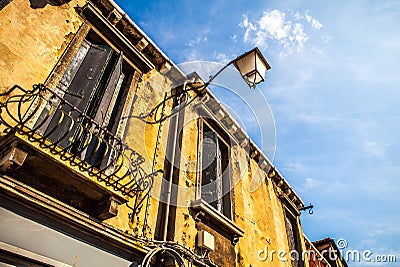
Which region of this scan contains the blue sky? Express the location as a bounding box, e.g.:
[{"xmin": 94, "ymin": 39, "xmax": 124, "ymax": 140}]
[{"xmin": 116, "ymin": 0, "xmax": 400, "ymax": 265}]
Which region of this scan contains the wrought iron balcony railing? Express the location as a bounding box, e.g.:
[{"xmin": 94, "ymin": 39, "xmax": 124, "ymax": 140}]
[{"xmin": 0, "ymin": 83, "xmax": 158, "ymax": 214}]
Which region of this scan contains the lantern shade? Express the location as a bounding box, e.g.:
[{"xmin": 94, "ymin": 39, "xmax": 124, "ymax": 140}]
[{"xmin": 232, "ymin": 47, "xmax": 271, "ymax": 89}]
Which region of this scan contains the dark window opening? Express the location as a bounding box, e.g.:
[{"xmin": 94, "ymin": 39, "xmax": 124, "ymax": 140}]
[
  {"xmin": 285, "ymin": 210, "xmax": 304, "ymax": 267},
  {"xmin": 200, "ymin": 123, "xmax": 232, "ymax": 219},
  {"xmin": 36, "ymin": 30, "xmax": 133, "ymax": 169}
]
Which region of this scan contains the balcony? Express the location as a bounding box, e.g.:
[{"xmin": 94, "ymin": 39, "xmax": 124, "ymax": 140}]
[{"xmin": 0, "ymin": 84, "xmax": 158, "ymax": 220}]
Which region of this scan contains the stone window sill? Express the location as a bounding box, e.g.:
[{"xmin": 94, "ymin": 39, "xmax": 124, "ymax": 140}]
[{"xmin": 190, "ymin": 199, "xmax": 244, "ymax": 244}]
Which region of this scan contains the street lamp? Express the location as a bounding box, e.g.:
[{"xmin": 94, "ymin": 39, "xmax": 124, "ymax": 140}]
[
  {"xmin": 126, "ymin": 47, "xmax": 271, "ymax": 124},
  {"xmin": 233, "ymin": 47, "xmax": 271, "ymax": 89}
]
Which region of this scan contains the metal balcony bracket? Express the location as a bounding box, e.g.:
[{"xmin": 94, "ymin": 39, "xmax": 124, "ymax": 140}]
[
  {"xmin": 0, "ymin": 143, "xmax": 28, "ymax": 172},
  {"xmin": 95, "ymin": 196, "xmax": 123, "ymax": 220}
]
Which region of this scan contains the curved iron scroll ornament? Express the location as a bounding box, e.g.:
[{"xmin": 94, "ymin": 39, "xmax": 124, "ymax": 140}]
[
  {"xmin": 123, "ymin": 78, "xmax": 207, "ymax": 125},
  {"xmin": 139, "ymin": 241, "xmax": 218, "ymax": 267},
  {"xmin": 0, "ymin": 84, "xmax": 159, "ymax": 215}
]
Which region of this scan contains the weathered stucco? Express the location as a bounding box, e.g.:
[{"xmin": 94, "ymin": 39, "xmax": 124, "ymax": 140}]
[
  {"xmin": 110, "ymin": 69, "xmax": 175, "ymax": 236},
  {"xmin": 170, "ymin": 104, "xmax": 304, "ymax": 266},
  {"xmin": 0, "ymin": 0, "xmax": 85, "ymax": 93},
  {"xmin": 0, "ymin": 1, "xmax": 310, "ymax": 266}
]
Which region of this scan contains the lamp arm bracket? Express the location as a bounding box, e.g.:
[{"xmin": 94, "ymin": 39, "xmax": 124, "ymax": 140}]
[{"xmin": 299, "ymin": 204, "xmax": 314, "ymax": 215}]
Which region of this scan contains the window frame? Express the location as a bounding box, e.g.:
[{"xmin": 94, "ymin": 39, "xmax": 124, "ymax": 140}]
[
  {"xmin": 189, "ymin": 103, "xmax": 244, "ymax": 243},
  {"xmin": 28, "ymin": 7, "xmax": 149, "ymax": 173},
  {"xmin": 43, "ymin": 26, "xmax": 139, "ymax": 130},
  {"xmin": 36, "ymin": 30, "xmax": 135, "ymax": 167},
  {"xmin": 79, "ymin": 2, "xmax": 154, "ymax": 73},
  {"xmin": 33, "ymin": 2, "xmax": 151, "ymax": 143},
  {"xmin": 196, "ymin": 117, "xmax": 233, "ymax": 219}
]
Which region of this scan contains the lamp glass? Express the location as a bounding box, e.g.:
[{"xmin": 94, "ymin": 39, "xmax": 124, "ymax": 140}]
[{"xmin": 233, "ymin": 48, "xmax": 270, "ymax": 88}]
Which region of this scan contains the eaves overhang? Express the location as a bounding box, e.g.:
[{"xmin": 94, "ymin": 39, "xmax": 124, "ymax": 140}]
[
  {"xmin": 80, "ymin": 2, "xmax": 154, "ymax": 72},
  {"xmin": 87, "ymin": 0, "xmax": 186, "ymax": 83}
]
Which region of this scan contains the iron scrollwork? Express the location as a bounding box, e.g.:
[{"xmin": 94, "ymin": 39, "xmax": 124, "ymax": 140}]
[
  {"xmin": 123, "ymin": 78, "xmax": 206, "ymax": 124},
  {"xmin": 0, "ymin": 83, "xmax": 158, "ymax": 214}
]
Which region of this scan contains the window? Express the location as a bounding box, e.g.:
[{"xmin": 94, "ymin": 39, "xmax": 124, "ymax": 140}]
[
  {"xmin": 191, "ymin": 116, "xmax": 243, "ymax": 245},
  {"xmin": 199, "ymin": 121, "xmax": 232, "ymax": 219},
  {"xmin": 37, "ymin": 30, "xmax": 133, "ymax": 169},
  {"xmin": 284, "ymin": 208, "xmax": 304, "ymax": 267}
]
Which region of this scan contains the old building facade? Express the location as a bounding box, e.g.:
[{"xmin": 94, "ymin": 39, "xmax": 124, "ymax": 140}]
[{"xmin": 0, "ymin": 0, "xmax": 345, "ymax": 266}]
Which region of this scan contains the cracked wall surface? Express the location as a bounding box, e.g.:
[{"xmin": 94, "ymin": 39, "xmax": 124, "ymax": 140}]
[{"xmin": 0, "ymin": 1, "xmax": 308, "ymax": 266}]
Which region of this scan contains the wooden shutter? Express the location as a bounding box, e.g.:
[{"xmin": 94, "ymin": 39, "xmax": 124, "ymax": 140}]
[
  {"xmin": 92, "ymin": 52, "xmax": 123, "ymax": 127},
  {"xmin": 44, "ymin": 42, "xmax": 113, "ymax": 149},
  {"xmin": 35, "ymin": 40, "xmax": 90, "ymax": 135},
  {"xmin": 221, "ymin": 142, "xmax": 232, "ymax": 218},
  {"xmin": 201, "ymin": 130, "xmax": 223, "ymax": 212},
  {"xmin": 215, "ymin": 135, "xmax": 223, "ymax": 212},
  {"xmin": 85, "ymin": 53, "xmax": 124, "ymax": 168},
  {"xmin": 202, "ymin": 131, "xmax": 217, "ymax": 209}
]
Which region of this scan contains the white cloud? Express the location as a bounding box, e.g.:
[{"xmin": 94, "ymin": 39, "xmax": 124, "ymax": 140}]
[
  {"xmin": 187, "ymin": 36, "xmax": 208, "ymax": 47},
  {"xmin": 305, "ymin": 14, "xmax": 323, "ymax": 30},
  {"xmin": 354, "ymin": 120, "xmax": 389, "ymax": 160},
  {"xmin": 282, "ymin": 161, "xmax": 307, "ymax": 173},
  {"xmin": 184, "ymin": 50, "xmax": 205, "ymax": 62},
  {"xmin": 213, "ymin": 52, "xmax": 230, "ymax": 64},
  {"xmin": 239, "ymin": 10, "xmax": 323, "ymax": 55},
  {"xmin": 258, "ymin": 10, "xmax": 290, "ymax": 41},
  {"xmin": 304, "ymin": 177, "xmax": 317, "ymax": 189},
  {"xmin": 362, "ymin": 140, "xmax": 387, "ymax": 159},
  {"xmin": 186, "ymin": 26, "xmax": 210, "ymax": 48},
  {"xmin": 290, "ymin": 112, "xmax": 342, "ymax": 126},
  {"xmin": 290, "ymin": 23, "xmax": 308, "ymax": 53},
  {"xmin": 239, "ymin": 15, "xmax": 256, "ymax": 43},
  {"xmin": 231, "ymin": 34, "xmax": 238, "ymax": 42}
]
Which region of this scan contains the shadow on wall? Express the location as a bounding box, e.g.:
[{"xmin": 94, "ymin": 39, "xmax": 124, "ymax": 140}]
[{"xmin": 0, "ymin": 0, "xmax": 71, "ymax": 10}]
